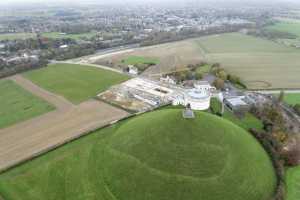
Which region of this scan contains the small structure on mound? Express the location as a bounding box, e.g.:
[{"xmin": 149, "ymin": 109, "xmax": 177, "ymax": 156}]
[{"xmin": 182, "ymin": 104, "xmax": 195, "ymax": 119}]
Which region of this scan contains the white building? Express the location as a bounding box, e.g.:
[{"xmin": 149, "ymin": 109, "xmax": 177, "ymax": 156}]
[
  {"xmin": 172, "ymin": 81, "xmax": 216, "ymax": 111},
  {"xmin": 128, "ymin": 65, "xmax": 138, "ymax": 75},
  {"xmin": 160, "ymin": 76, "xmax": 176, "ymax": 85},
  {"xmin": 117, "ymin": 78, "xmax": 216, "ymax": 111}
]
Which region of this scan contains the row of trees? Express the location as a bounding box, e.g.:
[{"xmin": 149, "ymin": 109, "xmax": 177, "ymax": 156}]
[
  {"xmin": 0, "ymin": 57, "xmax": 48, "ymax": 78},
  {"xmin": 141, "ymin": 24, "xmax": 254, "ymax": 47},
  {"xmin": 249, "ymin": 129, "xmax": 285, "ymax": 200},
  {"xmin": 166, "ymin": 62, "xmax": 208, "ymax": 83},
  {"xmin": 211, "ymin": 63, "xmax": 246, "ymax": 89}
]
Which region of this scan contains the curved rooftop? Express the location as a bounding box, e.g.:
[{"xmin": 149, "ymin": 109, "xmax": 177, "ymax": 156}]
[{"xmin": 187, "ymin": 88, "xmax": 209, "ymax": 100}]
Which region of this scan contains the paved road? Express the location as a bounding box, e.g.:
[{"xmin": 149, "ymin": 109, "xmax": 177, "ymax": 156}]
[
  {"xmin": 54, "ymin": 60, "xmax": 125, "ymax": 74},
  {"xmin": 0, "ymin": 76, "xmax": 129, "ymax": 172},
  {"xmin": 252, "ymin": 90, "xmax": 300, "ymax": 94}
]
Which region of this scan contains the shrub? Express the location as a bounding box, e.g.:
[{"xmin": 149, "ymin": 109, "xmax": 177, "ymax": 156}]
[{"xmin": 249, "ymin": 129, "xmax": 285, "ymax": 200}]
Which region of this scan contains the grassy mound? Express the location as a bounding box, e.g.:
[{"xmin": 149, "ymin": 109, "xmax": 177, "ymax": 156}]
[
  {"xmin": 286, "ymin": 166, "xmax": 300, "ymax": 200},
  {"xmin": 0, "ymin": 109, "xmax": 276, "ymax": 200}
]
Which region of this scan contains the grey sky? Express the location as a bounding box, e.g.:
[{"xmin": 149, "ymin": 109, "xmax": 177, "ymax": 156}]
[{"xmin": 0, "ymin": 0, "xmax": 299, "ymax": 6}]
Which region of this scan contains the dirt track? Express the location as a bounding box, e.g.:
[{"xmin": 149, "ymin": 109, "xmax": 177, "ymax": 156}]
[
  {"xmin": 10, "ymin": 75, "xmax": 74, "ymax": 111},
  {"xmin": 0, "ymin": 76, "xmax": 129, "ymax": 172}
]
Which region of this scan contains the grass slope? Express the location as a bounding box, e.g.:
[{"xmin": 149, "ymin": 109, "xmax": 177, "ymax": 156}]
[
  {"xmin": 210, "ymin": 98, "xmax": 263, "ymax": 131},
  {"xmin": 195, "ymin": 33, "xmax": 300, "ymax": 89},
  {"xmin": 0, "ymin": 80, "xmax": 54, "ymax": 129},
  {"xmin": 0, "ymin": 109, "xmax": 276, "ymax": 200},
  {"xmin": 286, "ymin": 166, "xmax": 300, "ymax": 200},
  {"xmin": 24, "ymin": 63, "xmax": 129, "ymax": 104}
]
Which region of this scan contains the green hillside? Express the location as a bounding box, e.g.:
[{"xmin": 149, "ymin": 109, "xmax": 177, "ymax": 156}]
[
  {"xmin": 0, "ymin": 109, "xmax": 276, "ymax": 200},
  {"xmin": 286, "ymin": 166, "xmax": 300, "ymax": 200}
]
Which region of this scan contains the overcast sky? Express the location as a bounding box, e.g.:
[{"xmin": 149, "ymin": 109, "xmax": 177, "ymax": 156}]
[{"xmin": 1, "ymin": 0, "xmax": 299, "ymax": 6}]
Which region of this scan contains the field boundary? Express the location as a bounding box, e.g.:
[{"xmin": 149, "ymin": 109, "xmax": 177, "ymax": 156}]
[
  {"xmin": 0, "ymin": 112, "xmax": 132, "ymax": 174},
  {"xmin": 9, "ymin": 75, "xmax": 74, "ymax": 111},
  {"xmin": 0, "ymin": 103, "xmax": 169, "ymax": 174}
]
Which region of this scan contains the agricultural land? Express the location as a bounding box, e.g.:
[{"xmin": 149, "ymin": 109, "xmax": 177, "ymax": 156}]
[
  {"xmin": 0, "ymin": 63, "xmax": 129, "ymax": 173},
  {"xmin": 96, "ymin": 32, "xmax": 300, "ymax": 89},
  {"xmin": 266, "ymin": 18, "xmax": 300, "ymax": 47}
]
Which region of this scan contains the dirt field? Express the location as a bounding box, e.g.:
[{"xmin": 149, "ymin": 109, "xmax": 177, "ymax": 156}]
[
  {"xmin": 95, "ymin": 39, "xmax": 204, "ymax": 76},
  {"xmin": 0, "ymin": 76, "xmax": 129, "ymax": 172}
]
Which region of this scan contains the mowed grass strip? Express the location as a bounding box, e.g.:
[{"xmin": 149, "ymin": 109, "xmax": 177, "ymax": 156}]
[
  {"xmin": 24, "ymin": 63, "xmax": 130, "ymax": 104},
  {"xmin": 286, "ymin": 166, "xmax": 300, "ymax": 200},
  {"xmin": 0, "ymin": 109, "xmax": 276, "ymax": 200},
  {"xmin": 122, "ymin": 56, "xmax": 160, "ymax": 65},
  {"xmin": 0, "ymin": 80, "xmax": 54, "ymax": 129}
]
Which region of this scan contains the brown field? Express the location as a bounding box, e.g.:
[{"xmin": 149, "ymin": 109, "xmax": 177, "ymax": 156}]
[
  {"xmin": 95, "ymin": 39, "xmax": 204, "ymax": 76},
  {"xmin": 0, "ymin": 75, "xmax": 129, "ymax": 172}
]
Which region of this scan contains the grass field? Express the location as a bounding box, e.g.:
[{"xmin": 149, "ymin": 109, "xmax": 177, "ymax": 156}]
[
  {"xmin": 0, "ymin": 33, "xmax": 36, "ymax": 40},
  {"xmin": 42, "ymin": 32, "xmax": 97, "ymax": 40},
  {"xmin": 267, "ymin": 20, "xmax": 300, "ymax": 38},
  {"xmin": 24, "ymin": 63, "xmax": 129, "ymax": 104},
  {"xmin": 195, "ymin": 64, "xmax": 211, "ymax": 74},
  {"xmin": 196, "ymin": 33, "xmax": 294, "ymax": 53},
  {"xmin": 0, "ymin": 80, "xmax": 54, "ymax": 129},
  {"xmin": 286, "ymin": 166, "xmax": 300, "ymax": 200},
  {"xmin": 210, "ymin": 98, "xmax": 263, "ymax": 131},
  {"xmin": 0, "ymin": 109, "xmax": 276, "ymax": 200},
  {"xmin": 284, "ymin": 93, "xmax": 300, "ymax": 105},
  {"xmin": 121, "ymin": 56, "xmax": 160, "ymax": 65},
  {"xmin": 196, "ymin": 33, "xmax": 300, "ymax": 89}
]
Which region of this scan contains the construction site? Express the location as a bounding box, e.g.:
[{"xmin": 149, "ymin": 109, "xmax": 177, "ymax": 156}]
[{"xmin": 98, "ymin": 77, "xmax": 218, "ymax": 112}]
